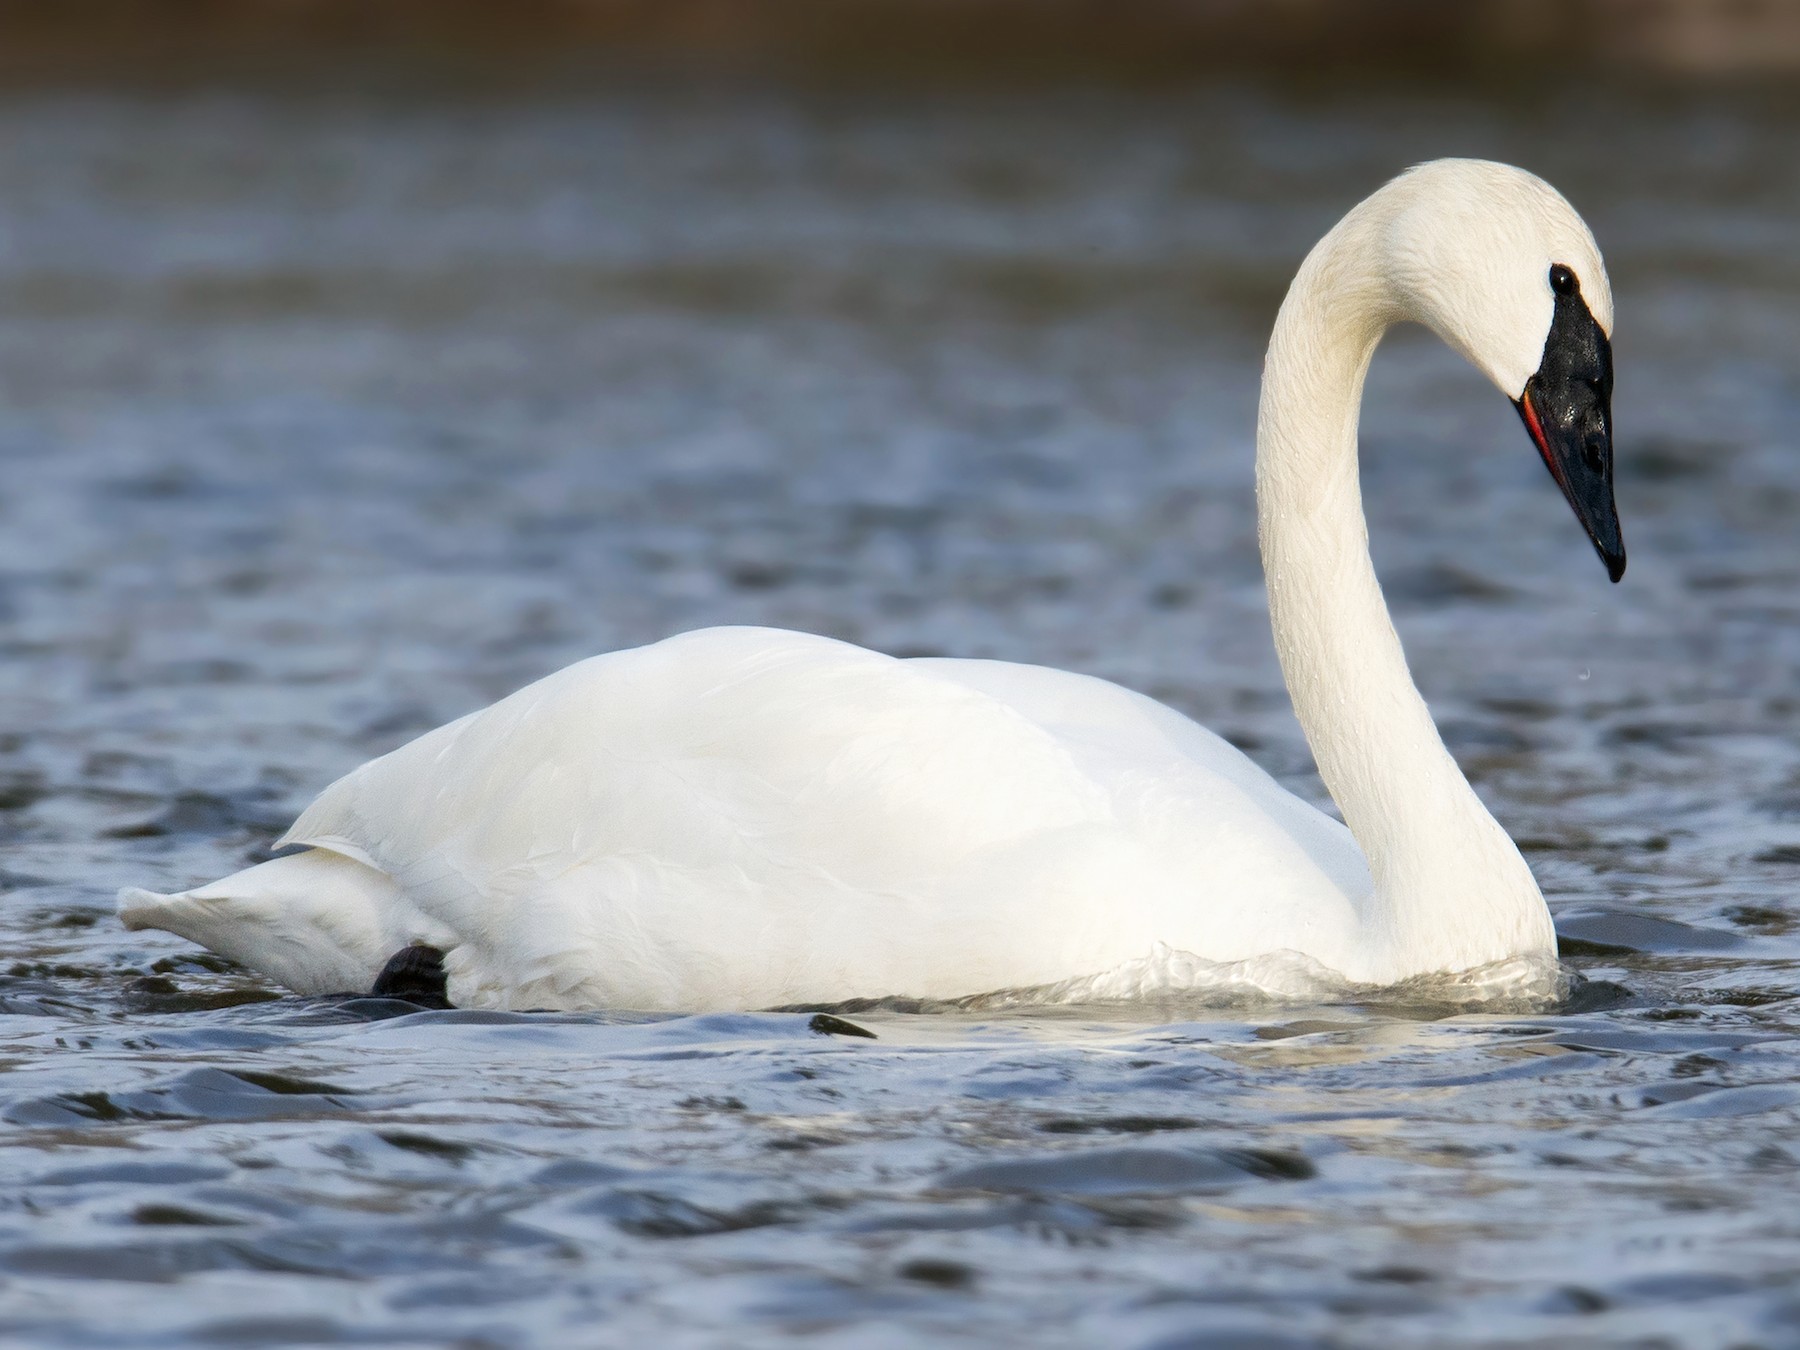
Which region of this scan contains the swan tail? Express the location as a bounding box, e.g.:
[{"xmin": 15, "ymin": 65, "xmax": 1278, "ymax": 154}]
[{"xmin": 117, "ymin": 849, "xmax": 443, "ymax": 998}]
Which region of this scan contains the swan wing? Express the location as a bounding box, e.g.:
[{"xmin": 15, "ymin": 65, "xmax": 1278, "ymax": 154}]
[
  {"xmin": 255, "ymin": 627, "xmax": 1367, "ymax": 1008},
  {"xmin": 280, "ymin": 628, "xmax": 1105, "ymax": 1005},
  {"xmin": 911, "ymin": 656, "xmax": 1370, "ymax": 946}
]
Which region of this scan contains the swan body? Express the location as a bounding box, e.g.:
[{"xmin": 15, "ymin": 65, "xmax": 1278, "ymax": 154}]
[
  {"xmin": 125, "ymin": 629, "xmax": 1370, "ymax": 1008},
  {"xmin": 119, "ymin": 159, "xmax": 1623, "ymax": 1010}
]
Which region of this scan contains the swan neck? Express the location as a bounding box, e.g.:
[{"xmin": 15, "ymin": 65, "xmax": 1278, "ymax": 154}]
[{"xmin": 1254, "ymin": 212, "xmax": 1552, "ymax": 977}]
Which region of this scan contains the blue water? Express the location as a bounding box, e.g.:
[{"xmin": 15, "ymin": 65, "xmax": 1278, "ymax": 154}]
[{"xmin": 3, "ymin": 83, "xmax": 1800, "ymax": 1346}]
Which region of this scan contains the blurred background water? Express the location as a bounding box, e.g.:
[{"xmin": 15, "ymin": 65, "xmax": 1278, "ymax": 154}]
[{"xmin": 2, "ymin": 4, "xmax": 1800, "ymax": 1346}]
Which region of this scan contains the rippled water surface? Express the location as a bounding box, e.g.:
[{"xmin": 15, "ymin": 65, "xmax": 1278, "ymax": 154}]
[{"xmin": 3, "ymin": 82, "xmax": 1800, "ymax": 1346}]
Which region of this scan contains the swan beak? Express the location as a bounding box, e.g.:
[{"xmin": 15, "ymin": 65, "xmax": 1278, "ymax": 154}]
[{"xmin": 1513, "ymin": 292, "xmax": 1624, "ymax": 582}]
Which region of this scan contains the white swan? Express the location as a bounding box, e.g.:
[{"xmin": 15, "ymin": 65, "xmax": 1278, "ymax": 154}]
[{"xmin": 119, "ymin": 159, "xmax": 1623, "ymax": 1011}]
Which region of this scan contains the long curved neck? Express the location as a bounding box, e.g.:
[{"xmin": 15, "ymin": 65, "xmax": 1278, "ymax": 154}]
[{"xmin": 1255, "ymin": 207, "xmax": 1554, "ymax": 980}]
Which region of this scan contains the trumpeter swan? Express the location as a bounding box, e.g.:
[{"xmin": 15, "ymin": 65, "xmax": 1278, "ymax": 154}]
[{"xmin": 119, "ymin": 159, "xmax": 1622, "ymax": 1011}]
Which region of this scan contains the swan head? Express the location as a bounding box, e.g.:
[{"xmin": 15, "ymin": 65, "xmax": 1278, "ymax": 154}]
[{"xmin": 1377, "ymin": 159, "xmax": 1624, "ymax": 582}]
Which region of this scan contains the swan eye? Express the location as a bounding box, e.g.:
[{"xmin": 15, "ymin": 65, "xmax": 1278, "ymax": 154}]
[{"xmin": 1549, "ymin": 264, "xmax": 1579, "ymax": 296}]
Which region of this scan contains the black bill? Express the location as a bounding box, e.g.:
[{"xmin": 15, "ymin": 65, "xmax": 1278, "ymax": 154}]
[{"xmin": 1513, "ymin": 264, "xmax": 1625, "ymax": 583}]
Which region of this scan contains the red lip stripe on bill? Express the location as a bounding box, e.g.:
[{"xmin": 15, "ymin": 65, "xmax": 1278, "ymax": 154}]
[{"xmin": 1520, "ymin": 390, "xmax": 1570, "ymax": 494}]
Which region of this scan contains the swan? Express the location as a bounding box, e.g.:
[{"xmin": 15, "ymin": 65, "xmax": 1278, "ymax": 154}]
[{"xmin": 118, "ymin": 159, "xmax": 1622, "ymax": 1012}]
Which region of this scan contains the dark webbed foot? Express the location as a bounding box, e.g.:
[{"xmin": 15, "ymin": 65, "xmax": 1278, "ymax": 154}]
[
  {"xmin": 371, "ymin": 944, "xmax": 451, "ymax": 1009},
  {"xmin": 808, "ymin": 1012, "xmax": 877, "ymax": 1039}
]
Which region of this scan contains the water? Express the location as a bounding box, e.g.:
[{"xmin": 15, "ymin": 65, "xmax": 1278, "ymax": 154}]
[{"xmin": 2, "ymin": 80, "xmax": 1799, "ymax": 1346}]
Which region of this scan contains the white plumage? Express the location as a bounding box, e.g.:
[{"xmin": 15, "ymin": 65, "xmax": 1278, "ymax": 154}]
[{"xmin": 119, "ymin": 160, "xmax": 1615, "ymax": 1010}]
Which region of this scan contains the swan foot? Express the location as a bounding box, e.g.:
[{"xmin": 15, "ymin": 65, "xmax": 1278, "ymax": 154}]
[
  {"xmin": 370, "ymin": 944, "xmax": 452, "ymax": 1009},
  {"xmin": 807, "ymin": 1012, "xmax": 877, "ymax": 1039}
]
